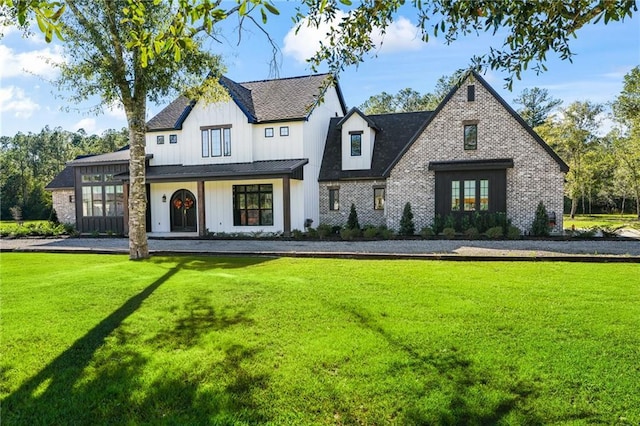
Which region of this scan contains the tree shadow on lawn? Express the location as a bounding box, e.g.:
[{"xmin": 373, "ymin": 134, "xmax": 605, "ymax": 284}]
[
  {"xmin": 339, "ymin": 306, "xmax": 545, "ymax": 425},
  {"xmin": 2, "ymin": 258, "xmax": 271, "ymax": 424}
]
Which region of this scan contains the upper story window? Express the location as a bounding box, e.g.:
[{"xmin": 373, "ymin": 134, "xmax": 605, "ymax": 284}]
[
  {"xmin": 169, "ymin": 134, "xmax": 178, "ymax": 144},
  {"xmin": 464, "ymin": 123, "xmax": 477, "ymax": 150},
  {"xmin": 265, "ymin": 127, "xmax": 274, "ymax": 138},
  {"xmin": 350, "ymin": 131, "xmax": 362, "ymax": 156},
  {"xmin": 280, "ymin": 126, "xmax": 289, "ymax": 136},
  {"xmin": 157, "ymin": 135, "xmax": 164, "ymax": 145},
  {"xmin": 201, "ymin": 125, "xmax": 232, "ymax": 157}
]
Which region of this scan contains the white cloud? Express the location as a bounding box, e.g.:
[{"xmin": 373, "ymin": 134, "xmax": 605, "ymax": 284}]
[
  {"xmin": 0, "ymin": 86, "xmax": 40, "ymax": 118},
  {"xmin": 72, "ymin": 118, "xmax": 97, "ymax": 133},
  {"xmin": 0, "ymin": 43, "xmax": 64, "ymax": 79},
  {"xmin": 283, "ymin": 13, "xmax": 423, "ymax": 64}
]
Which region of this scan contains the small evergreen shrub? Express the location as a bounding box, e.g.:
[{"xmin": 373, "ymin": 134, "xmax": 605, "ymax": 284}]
[
  {"xmin": 420, "ymin": 226, "xmax": 435, "ymax": 238},
  {"xmin": 49, "ymin": 209, "xmax": 60, "ymax": 224},
  {"xmin": 340, "ymin": 227, "xmax": 360, "ymax": 240},
  {"xmin": 460, "ymin": 216, "xmax": 471, "ymax": 233},
  {"xmin": 442, "ymin": 227, "xmax": 456, "ymax": 239},
  {"xmin": 531, "ymin": 201, "xmax": 550, "ymax": 237},
  {"xmin": 378, "ymin": 225, "xmax": 394, "ymax": 239},
  {"xmin": 291, "ymin": 229, "xmax": 303, "ymax": 239},
  {"xmin": 464, "ymin": 227, "xmax": 480, "ymax": 239},
  {"xmin": 363, "ymin": 226, "xmax": 379, "ymax": 238},
  {"xmin": 506, "ymin": 225, "xmax": 521, "ymax": 240},
  {"xmin": 317, "ymin": 224, "xmax": 333, "ymax": 239},
  {"xmin": 443, "ymin": 214, "xmax": 456, "ymax": 231},
  {"xmin": 431, "ymin": 214, "xmax": 444, "ymax": 234},
  {"xmin": 306, "ymin": 227, "xmax": 319, "ymax": 239},
  {"xmin": 485, "ymin": 226, "xmax": 504, "ymax": 239},
  {"xmin": 347, "ymin": 203, "xmax": 360, "ymax": 230},
  {"xmin": 399, "ymin": 202, "xmax": 415, "ymax": 236}
]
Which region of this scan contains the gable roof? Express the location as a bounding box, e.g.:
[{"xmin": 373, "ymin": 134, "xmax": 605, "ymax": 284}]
[
  {"xmin": 45, "ymin": 165, "xmax": 74, "ymax": 190},
  {"xmin": 147, "ymin": 74, "xmax": 348, "ymax": 131},
  {"xmin": 382, "ymin": 70, "xmax": 569, "ymax": 175},
  {"xmin": 319, "ymin": 111, "xmax": 433, "ymax": 181},
  {"xmin": 336, "ymin": 107, "xmax": 380, "ymax": 131}
]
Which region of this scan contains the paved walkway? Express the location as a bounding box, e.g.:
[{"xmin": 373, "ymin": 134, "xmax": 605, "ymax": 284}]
[{"xmin": 2, "ymin": 236, "xmax": 640, "ymax": 261}]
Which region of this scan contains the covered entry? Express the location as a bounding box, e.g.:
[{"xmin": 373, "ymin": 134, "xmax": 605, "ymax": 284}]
[{"xmin": 170, "ymin": 189, "xmax": 197, "ymax": 232}]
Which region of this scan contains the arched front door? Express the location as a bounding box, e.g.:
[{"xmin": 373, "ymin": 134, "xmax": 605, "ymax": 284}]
[{"xmin": 170, "ymin": 189, "xmax": 197, "ymax": 232}]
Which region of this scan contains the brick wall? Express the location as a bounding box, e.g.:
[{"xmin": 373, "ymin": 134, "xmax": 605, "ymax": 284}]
[
  {"xmin": 319, "ymin": 180, "xmax": 386, "ymax": 227},
  {"xmin": 387, "ymin": 75, "xmax": 565, "ymax": 234},
  {"xmin": 51, "ymin": 189, "xmax": 76, "ymax": 225}
]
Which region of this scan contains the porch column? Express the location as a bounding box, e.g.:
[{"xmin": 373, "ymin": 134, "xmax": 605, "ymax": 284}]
[
  {"xmin": 123, "ymin": 182, "xmax": 129, "ymax": 236},
  {"xmin": 198, "ymin": 180, "xmax": 206, "ymax": 237},
  {"xmin": 282, "ymin": 175, "xmax": 291, "ymax": 236}
]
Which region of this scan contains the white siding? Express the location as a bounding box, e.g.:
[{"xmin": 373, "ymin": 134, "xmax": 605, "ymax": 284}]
[
  {"xmin": 149, "ymin": 182, "xmax": 198, "ymax": 233},
  {"xmin": 340, "ymin": 114, "xmax": 375, "ymax": 171},
  {"xmin": 252, "ymin": 122, "xmax": 305, "ymax": 161}
]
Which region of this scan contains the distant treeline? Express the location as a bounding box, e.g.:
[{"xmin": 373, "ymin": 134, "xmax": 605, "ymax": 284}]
[{"xmin": 1, "ymin": 126, "xmax": 129, "ymax": 220}]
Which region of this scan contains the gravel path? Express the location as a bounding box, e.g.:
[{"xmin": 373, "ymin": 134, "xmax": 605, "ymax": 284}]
[{"xmin": 2, "ymin": 237, "xmax": 640, "ymax": 260}]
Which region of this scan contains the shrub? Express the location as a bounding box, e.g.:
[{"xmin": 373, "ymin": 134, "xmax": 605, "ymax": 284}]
[
  {"xmin": 431, "ymin": 214, "xmax": 444, "ymax": 234},
  {"xmin": 506, "ymin": 225, "xmax": 521, "ymax": 240},
  {"xmin": 317, "ymin": 224, "xmax": 333, "ymax": 239},
  {"xmin": 399, "ymin": 202, "xmax": 415, "ymax": 236},
  {"xmin": 460, "ymin": 215, "xmax": 471, "ymax": 233},
  {"xmin": 464, "ymin": 227, "xmax": 480, "ymax": 239},
  {"xmin": 291, "ymin": 229, "xmax": 303, "ymax": 239},
  {"xmin": 443, "ymin": 214, "xmax": 456, "ymax": 231},
  {"xmin": 420, "ymin": 226, "xmax": 434, "ymax": 238},
  {"xmin": 531, "ymin": 201, "xmax": 550, "ymax": 237},
  {"xmin": 340, "ymin": 227, "xmax": 360, "ymax": 240},
  {"xmin": 442, "ymin": 227, "xmax": 456, "ymax": 239},
  {"xmin": 306, "ymin": 227, "xmax": 319, "ymax": 239},
  {"xmin": 378, "ymin": 225, "xmax": 394, "ymax": 239},
  {"xmin": 485, "ymin": 226, "xmax": 504, "ymax": 239},
  {"xmin": 347, "ymin": 203, "xmax": 360, "ymax": 230},
  {"xmin": 9, "ymin": 205, "xmax": 23, "ymax": 223},
  {"xmin": 49, "ymin": 209, "xmax": 60, "ymax": 224},
  {"xmin": 363, "ymin": 226, "xmax": 379, "ymax": 238}
]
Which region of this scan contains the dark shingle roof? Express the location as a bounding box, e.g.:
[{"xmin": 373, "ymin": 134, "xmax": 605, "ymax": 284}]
[
  {"xmin": 147, "ymin": 74, "xmax": 347, "ymax": 130},
  {"xmin": 45, "ymin": 165, "xmax": 75, "ymax": 190},
  {"xmin": 116, "ymin": 159, "xmax": 309, "ymax": 182},
  {"xmin": 319, "ymin": 111, "xmax": 433, "ymax": 181},
  {"xmin": 69, "ymin": 149, "xmax": 131, "ymax": 165}
]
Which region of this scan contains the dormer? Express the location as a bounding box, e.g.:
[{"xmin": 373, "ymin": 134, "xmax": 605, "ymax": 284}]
[{"xmin": 337, "ymin": 108, "xmax": 379, "ymax": 170}]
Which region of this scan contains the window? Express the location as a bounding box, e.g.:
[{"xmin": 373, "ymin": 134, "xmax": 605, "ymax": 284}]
[
  {"xmin": 157, "ymin": 135, "xmax": 165, "ymax": 145},
  {"xmin": 467, "ymin": 85, "xmax": 475, "ymax": 101},
  {"xmin": 201, "ymin": 126, "xmax": 232, "ymax": 157},
  {"xmin": 374, "ymin": 188, "xmax": 385, "ymax": 210},
  {"xmin": 350, "ymin": 132, "xmax": 362, "ymax": 156},
  {"xmin": 451, "ymin": 181, "xmax": 460, "ymax": 211},
  {"xmin": 170, "ymin": 134, "xmax": 178, "ymax": 144},
  {"xmin": 329, "ymin": 188, "xmax": 339, "ymax": 211},
  {"xmin": 464, "ymin": 180, "xmax": 476, "ymax": 211},
  {"xmin": 233, "ymin": 184, "xmax": 273, "ymax": 226},
  {"xmin": 464, "ymin": 124, "xmax": 477, "ymax": 150},
  {"xmin": 265, "ymin": 127, "xmax": 274, "ymax": 138},
  {"xmin": 81, "ymin": 175, "xmax": 124, "ymax": 217},
  {"xmin": 480, "ymin": 179, "xmax": 489, "ymax": 211},
  {"xmin": 201, "ymin": 130, "xmax": 209, "ymax": 157},
  {"xmin": 280, "ymin": 126, "xmax": 289, "ymax": 136},
  {"xmin": 82, "ymin": 174, "xmax": 102, "ymax": 183}
]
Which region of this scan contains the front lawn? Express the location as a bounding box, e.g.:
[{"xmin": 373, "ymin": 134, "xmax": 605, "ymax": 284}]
[{"xmin": 2, "ymin": 254, "xmax": 639, "ymax": 424}]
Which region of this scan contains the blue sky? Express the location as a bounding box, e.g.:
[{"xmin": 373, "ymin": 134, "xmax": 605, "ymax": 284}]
[{"xmin": 1, "ymin": 3, "xmax": 638, "ymax": 137}]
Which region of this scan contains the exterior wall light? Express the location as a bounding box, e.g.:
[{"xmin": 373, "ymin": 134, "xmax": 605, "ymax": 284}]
[{"xmin": 162, "ymin": 194, "xmax": 167, "ymax": 203}]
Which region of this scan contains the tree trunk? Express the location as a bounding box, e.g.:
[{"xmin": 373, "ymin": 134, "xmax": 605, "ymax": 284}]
[
  {"xmin": 570, "ymin": 197, "xmax": 578, "ymax": 219},
  {"xmin": 126, "ymin": 105, "xmax": 149, "ymax": 260}
]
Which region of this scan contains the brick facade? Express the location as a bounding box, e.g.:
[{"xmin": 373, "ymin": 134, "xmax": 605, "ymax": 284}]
[
  {"xmin": 51, "ymin": 189, "xmax": 76, "ymax": 225},
  {"xmin": 319, "ymin": 180, "xmax": 386, "ymax": 227},
  {"xmin": 387, "ymin": 75, "xmax": 565, "ymax": 233}
]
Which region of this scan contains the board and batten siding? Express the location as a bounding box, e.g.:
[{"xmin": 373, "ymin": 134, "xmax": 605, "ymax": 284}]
[{"xmin": 340, "ymin": 113, "xmax": 376, "ymax": 171}]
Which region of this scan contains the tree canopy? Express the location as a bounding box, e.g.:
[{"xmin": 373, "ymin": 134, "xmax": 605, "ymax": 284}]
[{"xmin": 514, "ymin": 87, "xmax": 562, "ymax": 128}]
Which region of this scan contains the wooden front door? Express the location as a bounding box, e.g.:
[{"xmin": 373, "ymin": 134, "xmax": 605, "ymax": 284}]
[{"xmin": 170, "ymin": 189, "xmax": 197, "ymax": 232}]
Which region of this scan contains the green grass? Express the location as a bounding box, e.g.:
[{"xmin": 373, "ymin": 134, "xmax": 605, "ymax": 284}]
[
  {"xmin": 2, "ymin": 253, "xmax": 639, "ymax": 425},
  {"xmin": 564, "ymin": 213, "xmax": 640, "ymax": 230}
]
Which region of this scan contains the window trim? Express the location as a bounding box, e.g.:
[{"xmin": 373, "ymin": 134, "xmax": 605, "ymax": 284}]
[
  {"xmin": 169, "ymin": 134, "xmax": 178, "ymax": 144},
  {"xmin": 463, "ymin": 122, "xmax": 478, "ymax": 151},
  {"xmin": 328, "ymin": 187, "xmax": 340, "ymax": 211},
  {"xmin": 350, "ymin": 131, "xmax": 363, "ymax": 157},
  {"xmin": 373, "ymin": 187, "xmax": 385, "ymax": 210},
  {"xmin": 200, "ymin": 125, "xmax": 232, "ymax": 157},
  {"xmin": 265, "ymin": 127, "xmax": 274, "ymax": 138},
  {"xmin": 280, "ymin": 126, "xmax": 289, "ymax": 136},
  {"xmin": 156, "ymin": 135, "xmax": 165, "ymax": 145},
  {"xmin": 467, "ymin": 85, "xmax": 475, "ymax": 102},
  {"xmin": 232, "ymin": 184, "xmax": 274, "ymax": 227}
]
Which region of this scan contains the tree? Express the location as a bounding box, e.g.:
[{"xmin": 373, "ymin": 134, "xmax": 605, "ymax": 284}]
[
  {"xmin": 536, "ymin": 101, "xmax": 604, "ymax": 218},
  {"xmin": 358, "ymin": 72, "xmax": 463, "ymax": 114},
  {"xmin": 398, "ymin": 202, "xmax": 415, "ymax": 236},
  {"xmin": 2, "ymin": 0, "xmax": 279, "ymax": 259},
  {"xmin": 514, "ymin": 87, "xmax": 562, "ymax": 128},
  {"xmin": 296, "ymin": 1, "xmax": 636, "ymax": 89},
  {"xmin": 346, "ymin": 203, "xmax": 359, "ymax": 230},
  {"xmin": 611, "ymin": 66, "xmax": 640, "ymax": 219}
]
